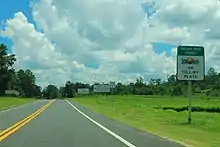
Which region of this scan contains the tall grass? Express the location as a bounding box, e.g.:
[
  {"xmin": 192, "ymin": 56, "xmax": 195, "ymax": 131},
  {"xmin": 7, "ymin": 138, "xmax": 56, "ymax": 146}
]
[{"xmin": 71, "ymin": 95, "xmax": 220, "ymax": 147}]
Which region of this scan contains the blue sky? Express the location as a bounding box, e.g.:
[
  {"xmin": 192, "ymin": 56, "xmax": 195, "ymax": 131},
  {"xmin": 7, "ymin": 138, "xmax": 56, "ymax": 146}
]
[
  {"xmin": 141, "ymin": 2, "xmax": 157, "ymax": 18},
  {"xmin": 153, "ymin": 42, "xmax": 176, "ymax": 56},
  {"xmin": 0, "ymin": 0, "xmax": 36, "ymax": 51},
  {"xmin": 0, "ymin": 0, "xmax": 174, "ymax": 56}
]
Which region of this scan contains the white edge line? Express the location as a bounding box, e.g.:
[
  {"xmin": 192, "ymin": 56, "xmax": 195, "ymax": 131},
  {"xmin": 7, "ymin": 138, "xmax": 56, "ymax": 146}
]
[
  {"xmin": 66, "ymin": 100, "xmax": 136, "ymax": 147},
  {"xmin": 0, "ymin": 100, "xmax": 45, "ymax": 115}
]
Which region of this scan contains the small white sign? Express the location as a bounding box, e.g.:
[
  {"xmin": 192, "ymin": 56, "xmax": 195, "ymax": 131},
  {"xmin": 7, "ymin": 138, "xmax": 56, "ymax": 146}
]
[
  {"xmin": 93, "ymin": 85, "xmax": 110, "ymax": 93},
  {"xmin": 5, "ymin": 90, "xmax": 20, "ymax": 96},
  {"xmin": 177, "ymin": 46, "xmax": 205, "ymax": 81},
  {"xmin": 78, "ymin": 88, "xmax": 90, "ymax": 94}
]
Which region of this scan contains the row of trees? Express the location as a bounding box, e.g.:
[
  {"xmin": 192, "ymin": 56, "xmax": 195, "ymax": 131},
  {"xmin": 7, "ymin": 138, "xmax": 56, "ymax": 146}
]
[
  {"xmin": 42, "ymin": 67, "xmax": 220, "ymax": 98},
  {"xmin": 42, "ymin": 81, "xmax": 90, "ymax": 99},
  {"xmin": 113, "ymin": 67, "xmax": 220, "ymax": 97},
  {"xmin": 1, "ymin": 43, "xmax": 220, "ymax": 98},
  {"xmin": 0, "ymin": 44, "xmax": 41, "ymax": 97}
]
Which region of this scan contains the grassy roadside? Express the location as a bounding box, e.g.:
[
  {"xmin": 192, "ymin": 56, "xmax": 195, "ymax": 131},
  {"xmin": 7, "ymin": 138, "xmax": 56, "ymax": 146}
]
[
  {"xmin": 0, "ymin": 97, "xmax": 37, "ymax": 111},
  {"xmin": 70, "ymin": 95, "xmax": 220, "ymax": 147}
]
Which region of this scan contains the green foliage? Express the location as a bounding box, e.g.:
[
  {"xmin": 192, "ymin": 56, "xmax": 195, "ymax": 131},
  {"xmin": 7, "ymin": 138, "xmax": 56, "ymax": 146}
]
[
  {"xmin": 0, "ymin": 44, "xmax": 16, "ymax": 95},
  {"xmin": 60, "ymin": 66, "xmax": 220, "ymax": 97},
  {"xmin": 65, "ymin": 81, "xmax": 74, "ymax": 98},
  {"xmin": 42, "ymin": 85, "xmax": 59, "ymax": 99},
  {"xmin": 160, "ymin": 106, "xmax": 220, "ymax": 113},
  {"xmin": 16, "ymin": 69, "xmax": 40, "ymax": 97},
  {"xmin": 57, "ymin": 81, "xmax": 91, "ymax": 98},
  {"xmin": 0, "ymin": 44, "xmax": 41, "ymax": 98},
  {"xmin": 59, "ymin": 87, "xmax": 66, "ymax": 98}
]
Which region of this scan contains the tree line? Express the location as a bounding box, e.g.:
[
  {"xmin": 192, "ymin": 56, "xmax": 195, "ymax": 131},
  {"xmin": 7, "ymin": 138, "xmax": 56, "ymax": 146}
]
[
  {"xmin": 44, "ymin": 67, "xmax": 220, "ymax": 98},
  {"xmin": 1, "ymin": 43, "xmax": 220, "ymax": 99},
  {"xmin": 0, "ymin": 44, "xmax": 41, "ymax": 97}
]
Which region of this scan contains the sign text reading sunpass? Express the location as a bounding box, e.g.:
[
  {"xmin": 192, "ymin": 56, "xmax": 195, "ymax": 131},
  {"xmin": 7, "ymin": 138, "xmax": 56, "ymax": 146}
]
[{"xmin": 177, "ymin": 46, "xmax": 205, "ymax": 81}]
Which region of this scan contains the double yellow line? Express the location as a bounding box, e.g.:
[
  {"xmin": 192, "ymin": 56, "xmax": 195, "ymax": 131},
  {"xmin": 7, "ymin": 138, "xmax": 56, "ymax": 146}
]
[{"xmin": 0, "ymin": 99, "xmax": 55, "ymax": 142}]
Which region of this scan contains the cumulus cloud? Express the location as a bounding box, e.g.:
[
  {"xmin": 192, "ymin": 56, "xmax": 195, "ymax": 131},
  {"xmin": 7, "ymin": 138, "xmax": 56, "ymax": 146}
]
[
  {"xmin": 1, "ymin": 0, "xmax": 220, "ymax": 87},
  {"xmin": 150, "ymin": 0, "xmax": 220, "ymax": 68}
]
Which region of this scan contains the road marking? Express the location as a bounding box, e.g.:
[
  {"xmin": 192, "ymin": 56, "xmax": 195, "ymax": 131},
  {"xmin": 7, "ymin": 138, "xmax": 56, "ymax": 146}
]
[
  {"xmin": 0, "ymin": 99, "xmax": 55, "ymax": 142},
  {"xmin": 0, "ymin": 100, "xmax": 47, "ymax": 115},
  {"xmin": 66, "ymin": 100, "xmax": 136, "ymax": 147}
]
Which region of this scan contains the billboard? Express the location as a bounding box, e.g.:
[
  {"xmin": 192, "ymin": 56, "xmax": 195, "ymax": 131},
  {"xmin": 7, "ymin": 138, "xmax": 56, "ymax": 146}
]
[
  {"xmin": 93, "ymin": 85, "xmax": 110, "ymax": 93},
  {"xmin": 78, "ymin": 88, "xmax": 90, "ymax": 94}
]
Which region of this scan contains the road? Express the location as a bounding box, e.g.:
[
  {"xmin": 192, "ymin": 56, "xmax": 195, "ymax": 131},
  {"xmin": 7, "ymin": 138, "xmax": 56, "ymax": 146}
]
[{"xmin": 0, "ymin": 100, "xmax": 185, "ymax": 147}]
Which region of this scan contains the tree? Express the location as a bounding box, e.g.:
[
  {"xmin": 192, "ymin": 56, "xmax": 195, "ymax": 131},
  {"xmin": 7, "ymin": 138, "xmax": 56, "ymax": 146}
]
[
  {"xmin": 5, "ymin": 68, "xmax": 17, "ymax": 90},
  {"xmin": 16, "ymin": 69, "xmax": 38, "ymax": 97},
  {"xmin": 43, "ymin": 85, "xmax": 59, "ymax": 99},
  {"xmin": 207, "ymin": 67, "xmax": 217, "ymax": 76},
  {"xmin": 156, "ymin": 78, "xmax": 162, "ymax": 85},
  {"xmin": 59, "ymin": 87, "xmax": 66, "ymax": 98},
  {"xmin": 167, "ymin": 75, "xmax": 176, "ymax": 83},
  {"xmin": 32, "ymin": 85, "xmax": 42, "ymax": 98},
  {"xmin": 0, "ymin": 44, "xmax": 16, "ymax": 95},
  {"xmin": 0, "ymin": 44, "xmax": 16, "ymax": 71},
  {"xmin": 65, "ymin": 81, "xmax": 74, "ymax": 98},
  {"xmin": 136, "ymin": 77, "xmax": 144, "ymax": 85},
  {"xmin": 149, "ymin": 78, "xmax": 156, "ymax": 86},
  {"xmin": 128, "ymin": 83, "xmax": 135, "ymax": 94},
  {"xmin": 114, "ymin": 83, "xmax": 131, "ymax": 95},
  {"xmin": 172, "ymin": 85, "xmax": 183, "ymax": 96}
]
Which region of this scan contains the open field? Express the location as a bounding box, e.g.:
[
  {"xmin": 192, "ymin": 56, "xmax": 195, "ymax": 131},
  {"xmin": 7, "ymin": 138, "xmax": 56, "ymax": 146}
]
[
  {"xmin": 70, "ymin": 95, "xmax": 220, "ymax": 147},
  {"xmin": 0, "ymin": 97, "xmax": 37, "ymax": 111}
]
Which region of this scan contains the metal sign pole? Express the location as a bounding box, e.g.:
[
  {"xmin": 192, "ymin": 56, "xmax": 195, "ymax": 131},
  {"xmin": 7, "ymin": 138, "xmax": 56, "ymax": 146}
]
[{"xmin": 188, "ymin": 80, "xmax": 192, "ymax": 124}]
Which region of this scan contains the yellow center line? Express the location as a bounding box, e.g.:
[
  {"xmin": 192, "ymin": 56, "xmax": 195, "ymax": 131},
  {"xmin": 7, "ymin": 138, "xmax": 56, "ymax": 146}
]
[
  {"xmin": 0, "ymin": 100, "xmax": 54, "ymax": 137},
  {"xmin": 0, "ymin": 99, "xmax": 56, "ymax": 142}
]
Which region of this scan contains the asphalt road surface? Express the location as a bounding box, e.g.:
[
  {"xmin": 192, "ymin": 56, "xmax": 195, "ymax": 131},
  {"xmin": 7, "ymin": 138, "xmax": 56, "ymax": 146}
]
[{"xmin": 0, "ymin": 100, "xmax": 185, "ymax": 147}]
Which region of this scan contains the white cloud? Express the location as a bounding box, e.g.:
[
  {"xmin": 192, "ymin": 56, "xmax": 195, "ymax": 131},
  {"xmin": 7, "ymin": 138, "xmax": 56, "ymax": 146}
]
[
  {"xmin": 1, "ymin": 12, "xmax": 64, "ymax": 69},
  {"xmin": 150, "ymin": 0, "xmax": 220, "ymax": 69},
  {"xmin": 1, "ymin": 0, "xmax": 220, "ymax": 87}
]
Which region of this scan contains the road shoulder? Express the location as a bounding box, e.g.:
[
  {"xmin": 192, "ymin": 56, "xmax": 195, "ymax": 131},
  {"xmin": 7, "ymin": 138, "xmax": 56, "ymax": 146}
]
[{"xmin": 68, "ymin": 100, "xmax": 185, "ymax": 147}]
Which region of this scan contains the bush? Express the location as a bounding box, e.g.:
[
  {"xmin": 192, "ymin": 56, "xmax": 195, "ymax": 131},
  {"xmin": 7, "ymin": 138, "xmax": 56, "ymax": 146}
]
[{"xmin": 160, "ymin": 106, "xmax": 220, "ymax": 113}]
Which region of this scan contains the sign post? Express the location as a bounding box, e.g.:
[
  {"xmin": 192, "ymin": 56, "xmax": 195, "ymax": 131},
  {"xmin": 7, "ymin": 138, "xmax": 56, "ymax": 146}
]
[
  {"xmin": 188, "ymin": 80, "xmax": 192, "ymax": 124},
  {"xmin": 177, "ymin": 46, "xmax": 205, "ymax": 124},
  {"xmin": 109, "ymin": 81, "xmax": 116, "ymax": 95}
]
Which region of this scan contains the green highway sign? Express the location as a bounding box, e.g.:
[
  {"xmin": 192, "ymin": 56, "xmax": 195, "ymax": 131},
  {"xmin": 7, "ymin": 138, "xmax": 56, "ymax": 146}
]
[
  {"xmin": 177, "ymin": 45, "xmax": 205, "ymax": 124},
  {"xmin": 177, "ymin": 46, "xmax": 204, "ymax": 56},
  {"xmin": 177, "ymin": 46, "xmax": 205, "ymax": 81}
]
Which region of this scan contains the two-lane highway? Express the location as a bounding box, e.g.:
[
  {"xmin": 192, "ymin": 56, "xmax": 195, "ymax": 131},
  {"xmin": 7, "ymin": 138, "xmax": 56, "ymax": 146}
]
[
  {"xmin": 0, "ymin": 100, "xmax": 185, "ymax": 147},
  {"xmin": 0, "ymin": 100, "xmax": 49, "ymax": 131}
]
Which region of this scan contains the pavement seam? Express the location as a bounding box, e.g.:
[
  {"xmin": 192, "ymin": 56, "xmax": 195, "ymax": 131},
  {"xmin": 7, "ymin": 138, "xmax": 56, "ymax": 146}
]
[{"xmin": 66, "ymin": 100, "xmax": 136, "ymax": 147}]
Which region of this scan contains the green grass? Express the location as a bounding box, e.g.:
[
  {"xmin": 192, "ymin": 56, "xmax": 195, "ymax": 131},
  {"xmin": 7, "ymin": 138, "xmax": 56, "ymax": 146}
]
[
  {"xmin": 0, "ymin": 97, "xmax": 37, "ymax": 111},
  {"xmin": 70, "ymin": 95, "xmax": 220, "ymax": 147}
]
